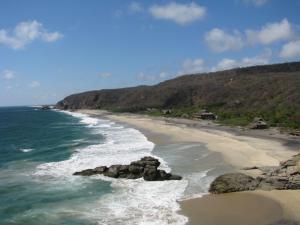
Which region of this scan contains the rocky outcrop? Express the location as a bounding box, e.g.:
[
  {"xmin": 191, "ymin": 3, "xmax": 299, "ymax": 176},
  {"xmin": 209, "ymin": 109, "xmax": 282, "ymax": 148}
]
[
  {"xmin": 249, "ymin": 117, "xmax": 268, "ymax": 129},
  {"xmin": 209, "ymin": 153, "xmax": 300, "ymax": 194},
  {"xmin": 209, "ymin": 173, "xmax": 258, "ymax": 194},
  {"xmin": 194, "ymin": 109, "xmax": 217, "ymax": 120},
  {"xmin": 73, "ymin": 156, "xmax": 182, "ymax": 181}
]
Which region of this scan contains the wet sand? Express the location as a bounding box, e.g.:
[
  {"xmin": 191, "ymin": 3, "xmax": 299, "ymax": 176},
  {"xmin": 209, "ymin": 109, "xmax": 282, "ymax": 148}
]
[
  {"xmin": 79, "ymin": 110, "xmax": 298, "ymax": 168},
  {"xmin": 180, "ymin": 192, "xmax": 283, "ymax": 225},
  {"xmin": 76, "ymin": 109, "xmax": 300, "ymax": 225}
]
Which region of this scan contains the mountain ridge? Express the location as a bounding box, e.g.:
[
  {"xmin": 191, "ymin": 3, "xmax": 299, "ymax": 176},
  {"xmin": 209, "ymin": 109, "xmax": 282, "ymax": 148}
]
[{"xmin": 57, "ymin": 61, "xmax": 300, "ymax": 128}]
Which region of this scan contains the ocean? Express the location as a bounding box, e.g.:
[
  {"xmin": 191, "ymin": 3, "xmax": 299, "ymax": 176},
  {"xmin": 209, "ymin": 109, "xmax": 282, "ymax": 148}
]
[{"xmin": 0, "ymin": 106, "xmax": 231, "ymax": 225}]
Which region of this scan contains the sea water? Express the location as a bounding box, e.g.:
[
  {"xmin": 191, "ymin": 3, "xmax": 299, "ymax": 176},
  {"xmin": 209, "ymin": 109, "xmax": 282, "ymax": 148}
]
[
  {"xmin": 0, "ymin": 107, "xmax": 183, "ymax": 224},
  {"xmin": 0, "ymin": 106, "xmax": 232, "ymax": 225}
]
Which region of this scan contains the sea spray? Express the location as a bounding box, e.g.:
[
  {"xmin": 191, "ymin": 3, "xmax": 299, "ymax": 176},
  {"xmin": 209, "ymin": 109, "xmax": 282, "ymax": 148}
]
[{"xmin": 34, "ymin": 110, "xmax": 189, "ymax": 225}]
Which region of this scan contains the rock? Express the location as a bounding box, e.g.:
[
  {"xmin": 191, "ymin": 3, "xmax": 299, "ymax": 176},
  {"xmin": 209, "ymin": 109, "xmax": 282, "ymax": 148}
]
[
  {"xmin": 104, "ymin": 165, "xmax": 121, "ymax": 178},
  {"xmin": 73, "ymin": 156, "xmax": 182, "ymax": 181},
  {"xmin": 130, "ymin": 156, "xmax": 160, "ymax": 168},
  {"xmin": 143, "ymin": 165, "xmax": 158, "ymax": 181},
  {"xmin": 249, "ymin": 117, "xmax": 268, "ymax": 129},
  {"xmin": 73, "ymin": 169, "xmax": 96, "ymax": 176},
  {"xmin": 258, "ymin": 177, "xmax": 289, "ymax": 190},
  {"xmin": 194, "ymin": 109, "xmax": 217, "ymax": 120},
  {"xmin": 168, "ymin": 174, "xmax": 182, "ymax": 180},
  {"xmin": 210, "ymin": 153, "xmax": 300, "ymax": 194},
  {"xmin": 158, "ymin": 170, "xmax": 170, "ymax": 180},
  {"xmin": 41, "ymin": 105, "xmax": 51, "ymax": 110},
  {"xmin": 128, "ymin": 165, "xmax": 143, "ymax": 174},
  {"xmin": 162, "ymin": 109, "xmax": 172, "ymax": 115},
  {"xmin": 94, "ymin": 166, "xmax": 107, "ymax": 173},
  {"xmin": 209, "ymin": 173, "xmax": 258, "ymax": 194},
  {"xmin": 280, "ymin": 154, "xmax": 300, "ymax": 168},
  {"xmin": 242, "ymin": 166, "xmax": 259, "ymax": 170}
]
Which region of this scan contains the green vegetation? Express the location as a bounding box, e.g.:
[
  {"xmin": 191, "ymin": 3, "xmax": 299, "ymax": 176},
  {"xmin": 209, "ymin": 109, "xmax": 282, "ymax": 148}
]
[
  {"xmin": 58, "ymin": 61, "xmax": 300, "ymax": 130},
  {"xmin": 142, "ymin": 105, "xmax": 300, "ymax": 129}
]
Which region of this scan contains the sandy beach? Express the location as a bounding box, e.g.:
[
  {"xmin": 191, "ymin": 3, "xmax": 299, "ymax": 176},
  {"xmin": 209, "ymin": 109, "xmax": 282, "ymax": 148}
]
[{"xmin": 77, "ymin": 109, "xmax": 300, "ymax": 225}]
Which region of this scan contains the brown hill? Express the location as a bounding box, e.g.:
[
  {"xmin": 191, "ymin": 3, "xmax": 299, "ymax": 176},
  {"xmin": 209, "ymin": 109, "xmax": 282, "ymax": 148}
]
[{"xmin": 57, "ymin": 62, "xmax": 300, "ymax": 128}]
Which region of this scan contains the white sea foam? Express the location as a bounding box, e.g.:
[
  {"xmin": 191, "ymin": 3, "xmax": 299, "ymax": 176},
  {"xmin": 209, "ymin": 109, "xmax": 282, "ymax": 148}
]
[
  {"xmin": 20, "ymin": 148, "xmax": 33, "ymax": 153},
  {"xmin": 34, "ymin": 110, "xmax": 188, "ymax": 225}
]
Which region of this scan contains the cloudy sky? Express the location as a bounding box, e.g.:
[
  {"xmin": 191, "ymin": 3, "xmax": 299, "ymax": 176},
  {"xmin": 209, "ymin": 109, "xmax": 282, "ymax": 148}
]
[{"xmin": 1, "ymin": 0, "xmax": 300, "ymax": 106}]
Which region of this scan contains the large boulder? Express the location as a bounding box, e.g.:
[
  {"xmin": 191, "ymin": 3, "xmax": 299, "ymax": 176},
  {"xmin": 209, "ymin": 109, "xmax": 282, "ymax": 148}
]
[
  {"xmin": 143, "ymin": 165, "xmax": 158, "ymax": 181},
  {"xmin": 211, "ymin": 153, "xmax": 300, "ymax": 193},
  {"xmin": 209, "ymin": 173, "xmax": 258, "ymax": 194},
  {"xmin": 73, "ymin": 156, "xmax": 182, "ymax": 181},
  {"xmin": 104, "ymin": 165, "xmax": 121, "ymax": 178}
]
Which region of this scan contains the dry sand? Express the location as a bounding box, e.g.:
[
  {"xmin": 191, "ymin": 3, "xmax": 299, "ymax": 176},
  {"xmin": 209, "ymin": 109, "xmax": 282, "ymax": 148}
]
[
  {"xmin": 79, "ymin": 110, "xmax": 297, "ymax": 168},
  {"xmin": 77, "ymin": 110, "xmax": 300, "ymax": 225}
]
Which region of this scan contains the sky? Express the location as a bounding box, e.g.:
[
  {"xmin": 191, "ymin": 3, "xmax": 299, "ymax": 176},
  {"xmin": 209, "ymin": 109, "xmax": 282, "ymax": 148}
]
[{"xmin": 0, "ymin": 0, "xmax": 300, "ymax": 106}]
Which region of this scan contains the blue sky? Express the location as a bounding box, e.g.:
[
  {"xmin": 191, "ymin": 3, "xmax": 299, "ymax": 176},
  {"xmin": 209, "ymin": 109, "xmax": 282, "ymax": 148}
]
[{"xmin": 1, "ymin": 0, "xmax": 300, "ymax": 106}]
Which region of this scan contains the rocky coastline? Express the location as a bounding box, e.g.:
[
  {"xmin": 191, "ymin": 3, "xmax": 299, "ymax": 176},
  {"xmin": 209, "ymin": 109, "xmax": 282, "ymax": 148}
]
[
  {"xmin": 209, "ymin": 153, "xmax": 300, "ymax": 194},
  {"xmin": 73, "ymin": 156, "xmax": 182, "ymax": 181}
]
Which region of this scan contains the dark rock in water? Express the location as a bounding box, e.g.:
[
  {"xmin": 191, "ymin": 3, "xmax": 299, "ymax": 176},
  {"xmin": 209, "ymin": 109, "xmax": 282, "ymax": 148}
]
[
  {"xmin": 209, "ymin": 153, "xmax": 300, "ymax": 194},
  {"xmin": 41, "ymin": 105, "xmax": 51, "ymax": 110},
  {"xmin": 73, "ymin": 156, "xmax": 182, "ymax": 181},
  {"xmin": 94, "ymin": 166, "xmax": 107, "ymax": 173},
  {"xmin": 104, "ymin": 165, "xmax": 121, "ymax": 178},
  {"xmin": 168, "ymin": 174, "xmax": 182, "ymax": 180},
  {"xmin": 143, "ymin": 166, "xmax": 158, "ymax": 181},
  {"xmin": 128, "ymin": 165, "xmax": 143, "ymax": 174},
  {"xmin": 73, "ymin": 169, "xmax": 96, "ymax": 176},
  {"xmin": 209, "ymin": 173, "xmax": 257, "ymax": 194}
]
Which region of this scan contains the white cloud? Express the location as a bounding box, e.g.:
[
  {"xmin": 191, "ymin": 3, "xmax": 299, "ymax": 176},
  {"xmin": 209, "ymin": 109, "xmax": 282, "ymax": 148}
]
[
  {"xmin": 205, "ymin": 28, "xmax": 244, "ymax": 52},
  {"xmin": 159, "ymin": 72, "xmax": 168, "ymax": 78},
  {"xmin": 99, "ymin": 72, "xmax": 112, "ymax": 78},
  {"xmin": 149, "ymin": 2, "xmax": 206, "ymax": 25},
  {"xmin": 1, "ymin": 69, "xmax": 16, "ymax": 80},
  {"xmin": 280, "ymin": 40, "xmax": 300, "ymax": 58},
  {"xmin": 137, "ymin": 72, "xmax": 155, "ymax": 81},
  {"xmin": 29, "ymin": 81, "xmax": 40, "ymax": 88},
  {"xmin": 41, "ymin": 32, "xmax": 63, "ymax": 42},
  {"xmin": 243, "ymin": 0, "xmax": 269, "ymax": 6},
  {"xmin": 0, "ymin": 20, "xmax": 63, "ymax": 49},
  {"xmin": 180, "ymin": 58, "xmax": 205, "ymax": 74},
  {"xmin": 129, "ymin": 2, "xmax": 143, "ymax": 13},
  {"xmin": 137, "ymin": 71, "xmax": 169, "ymax": 81},
  {"xmin": 213, "ymin": 58, "xmax": 238, "ymax": 71},
  {"xmin": 213, "ymin": 49, "xmax": 272, "ymax": 71},
  {"xmin": 246, "ymin": 18, "xmax": 293, "ymax": 45}
]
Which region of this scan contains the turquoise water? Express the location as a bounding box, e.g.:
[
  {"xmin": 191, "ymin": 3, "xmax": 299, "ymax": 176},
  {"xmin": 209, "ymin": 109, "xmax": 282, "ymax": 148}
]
[
  {"xmin": 0, "ymin": 107, "xmax": 111, "ymax": 225},
  {"xmin": 0, "ymin": 107, "xmax": 230, "ymax": 225},
  {"xmin": 0, "ymin": 107, "xmax": 190, "ymax": 225}
]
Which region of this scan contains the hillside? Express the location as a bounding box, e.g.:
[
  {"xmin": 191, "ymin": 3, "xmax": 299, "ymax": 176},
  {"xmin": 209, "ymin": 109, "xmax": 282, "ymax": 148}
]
[{"xmin": 57, "ymin": 62, "xmax": 300, "ymax": 129}]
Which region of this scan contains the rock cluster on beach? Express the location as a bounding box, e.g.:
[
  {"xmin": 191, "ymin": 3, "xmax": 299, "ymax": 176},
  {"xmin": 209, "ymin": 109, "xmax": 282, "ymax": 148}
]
[
  {"xmin": 73, "ymin": 156, "xmax": 182, "ymax": 181},
  {"xmin": 209, "ymin": 153, "xmax": 300, "ymax": 194}
]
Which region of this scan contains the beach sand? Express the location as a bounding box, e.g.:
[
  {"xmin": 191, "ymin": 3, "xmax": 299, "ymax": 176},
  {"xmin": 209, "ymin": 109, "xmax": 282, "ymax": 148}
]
[
  {"xmin": 77, "ymin": 110, "xmax": 300, "ymax": 225},
  {"xmin": 180, "ymin": 190, "xmax": 300, "ymax": 225}
]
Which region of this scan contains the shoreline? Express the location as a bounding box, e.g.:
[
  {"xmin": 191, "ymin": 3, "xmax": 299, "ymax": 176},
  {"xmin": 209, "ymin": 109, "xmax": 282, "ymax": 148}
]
[
  {"xmin": 76, "ymin": 109, "xmax": 300, "ymax": 225},
  {"xmin": 79, "ymin": 110, "xmax": 299, "ymax": 168}
]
